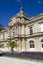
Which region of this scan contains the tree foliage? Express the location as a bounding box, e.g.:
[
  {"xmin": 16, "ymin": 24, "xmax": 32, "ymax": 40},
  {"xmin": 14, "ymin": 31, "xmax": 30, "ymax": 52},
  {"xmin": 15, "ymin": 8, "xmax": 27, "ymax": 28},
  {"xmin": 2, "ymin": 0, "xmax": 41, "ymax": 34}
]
[
  {"xmin": 0, "ymin": 44, "xmax": 4, "ymax": 48},
  {"xmin": 6, "ymin": 41, "xmax": 17, "ymax": 52}
]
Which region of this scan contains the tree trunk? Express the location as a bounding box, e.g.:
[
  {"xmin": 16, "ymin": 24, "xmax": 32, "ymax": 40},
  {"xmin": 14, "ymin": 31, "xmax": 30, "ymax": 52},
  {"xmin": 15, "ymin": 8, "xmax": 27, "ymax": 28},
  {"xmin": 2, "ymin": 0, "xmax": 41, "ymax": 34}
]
[{"xmin": 11, "ymin": 47, "xmax": 14, "ymax": 52}]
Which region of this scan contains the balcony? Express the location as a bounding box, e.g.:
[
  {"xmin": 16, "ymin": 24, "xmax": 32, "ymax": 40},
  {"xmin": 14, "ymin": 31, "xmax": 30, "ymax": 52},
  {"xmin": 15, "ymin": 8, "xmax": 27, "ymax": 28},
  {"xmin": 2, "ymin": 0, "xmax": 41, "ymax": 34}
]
[
  {"xmin": 0, "ymin": 38, "xmax": 8, "ymax": 42},
  {"xmin": 26, "ymin": 32, "xmax": 43, "ymax": 38},
  {"xmin": 0, "ymin": 32, "xmax": 43, "ymax": 42},
  {"xmin": 8, "ymin": 32, "xmax": 43, "ymax": 39}
]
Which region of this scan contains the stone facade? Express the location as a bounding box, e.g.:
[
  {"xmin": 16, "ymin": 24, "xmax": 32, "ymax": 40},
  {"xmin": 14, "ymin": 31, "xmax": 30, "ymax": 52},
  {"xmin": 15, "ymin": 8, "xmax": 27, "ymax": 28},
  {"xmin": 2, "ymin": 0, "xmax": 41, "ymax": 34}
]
[{"xmin": 0, "ymin": 7, "xmax": 43, "ymax": 52}]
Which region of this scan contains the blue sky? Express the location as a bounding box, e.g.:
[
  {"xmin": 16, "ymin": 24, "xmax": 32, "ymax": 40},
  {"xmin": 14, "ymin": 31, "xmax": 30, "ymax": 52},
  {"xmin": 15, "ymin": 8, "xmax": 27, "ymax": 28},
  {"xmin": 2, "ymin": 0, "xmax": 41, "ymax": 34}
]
[{"xmin": 0, "ymin": 0, "xmax": 43, "ymax": 27}]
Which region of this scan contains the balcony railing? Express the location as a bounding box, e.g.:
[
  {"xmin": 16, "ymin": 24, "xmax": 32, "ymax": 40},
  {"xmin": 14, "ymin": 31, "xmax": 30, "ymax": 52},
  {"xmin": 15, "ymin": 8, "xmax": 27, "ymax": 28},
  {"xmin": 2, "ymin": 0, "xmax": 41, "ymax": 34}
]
[
  {"xmin": 0, "ymin": 32, "xmax": 43, "ymax": 42},
  {"xmin": 0, "ymin": 38, "xmax": 8, "ymax": 42},
  {"xmin": 7, "ymin": 32, "xmax": 43, "ymax": 38}
]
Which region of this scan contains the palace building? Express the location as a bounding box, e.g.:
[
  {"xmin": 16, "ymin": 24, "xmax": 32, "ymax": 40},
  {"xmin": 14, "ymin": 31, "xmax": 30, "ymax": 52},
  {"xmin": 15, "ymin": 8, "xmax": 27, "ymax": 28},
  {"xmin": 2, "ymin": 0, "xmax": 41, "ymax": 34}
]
[{"xmin": 0, "ymin": 7, "xmax": 43, "ymax": 52}]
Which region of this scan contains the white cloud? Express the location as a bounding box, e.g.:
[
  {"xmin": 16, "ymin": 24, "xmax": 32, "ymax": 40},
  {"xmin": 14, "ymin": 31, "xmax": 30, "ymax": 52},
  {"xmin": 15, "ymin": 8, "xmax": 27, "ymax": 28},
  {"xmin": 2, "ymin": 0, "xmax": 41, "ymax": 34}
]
[
  {"xmin": 17, "ymin": 0, "xmax": 20, "ymax": 2},
  {"xmin": 38, "ymin": 0, "xmax": 42, "ymax": 4}
]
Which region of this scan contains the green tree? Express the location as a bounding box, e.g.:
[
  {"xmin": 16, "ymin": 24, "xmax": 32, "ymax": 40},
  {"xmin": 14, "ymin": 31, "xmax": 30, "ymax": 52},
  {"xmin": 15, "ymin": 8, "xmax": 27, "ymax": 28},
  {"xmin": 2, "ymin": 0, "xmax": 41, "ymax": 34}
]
[
  {"xmin": 7, "ymin": 41, "xmax": 17, "ymax": 52},
  {"xmin": 0, "ymin": 44, "xmax": 4, "ymax": 51},
  {"xmin": 0, "ymin": 44, "xmax": 4, "ymax": 48}
]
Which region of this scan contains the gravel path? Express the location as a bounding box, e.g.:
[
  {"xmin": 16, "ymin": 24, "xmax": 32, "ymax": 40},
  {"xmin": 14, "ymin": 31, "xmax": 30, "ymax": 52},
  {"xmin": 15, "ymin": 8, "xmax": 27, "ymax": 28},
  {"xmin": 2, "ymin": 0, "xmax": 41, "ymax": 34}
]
[{"xmin": 0, "ymin": 57, "xmax": 43, "ymax": 65}]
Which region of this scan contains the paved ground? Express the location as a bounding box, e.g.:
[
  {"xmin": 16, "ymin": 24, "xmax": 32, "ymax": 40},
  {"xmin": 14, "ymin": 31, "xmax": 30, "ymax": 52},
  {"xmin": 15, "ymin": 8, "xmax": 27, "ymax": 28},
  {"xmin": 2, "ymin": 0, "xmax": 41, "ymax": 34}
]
[{"xmin": 0, "ymin": 57, "xmax": 43, "ymax": 65}]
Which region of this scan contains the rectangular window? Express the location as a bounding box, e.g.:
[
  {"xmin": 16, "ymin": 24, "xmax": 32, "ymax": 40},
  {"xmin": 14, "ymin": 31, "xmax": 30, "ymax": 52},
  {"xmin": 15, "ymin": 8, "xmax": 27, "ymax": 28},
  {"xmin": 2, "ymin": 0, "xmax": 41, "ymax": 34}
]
[
  {"xmin": 30, "ymin": 44, "xmax": 34, "ymax": 48},
  {"xmin": 29, "ymin": 27, "xmax": 33, "ymax": 35},
  {"xmin": 42, "ymin": 44, "xmax": 43, "ymax": 48},
  {"xmin": 13, "ymin": 30, "xmax": 16, "ymax": 36}
]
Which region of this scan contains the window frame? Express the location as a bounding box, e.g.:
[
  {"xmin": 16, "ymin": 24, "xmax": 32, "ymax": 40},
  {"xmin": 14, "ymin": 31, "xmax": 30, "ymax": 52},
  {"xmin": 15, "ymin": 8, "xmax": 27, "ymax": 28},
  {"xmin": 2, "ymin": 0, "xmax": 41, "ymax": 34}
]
[
  {"xmin": 41, "ymin": 39, "xmax": 43, "ymax": 48},
  {"xmin": 29, "ymin": 27, "xmax": 33, "ymax": 35},
  {"xmin": 29, "ymin": 40, "xmax": 34, "ymax": 48}
]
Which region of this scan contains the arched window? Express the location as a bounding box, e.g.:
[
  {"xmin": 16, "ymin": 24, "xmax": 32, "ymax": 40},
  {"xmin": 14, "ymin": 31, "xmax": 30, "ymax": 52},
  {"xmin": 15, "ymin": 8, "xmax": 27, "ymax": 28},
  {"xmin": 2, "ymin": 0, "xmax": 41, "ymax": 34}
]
[
  {"xmin": 29, "ymin": 40, "xmax": 34, "ymax": 48},
  {"xmin": 41, "ymin": 39, "xmax": 43, "ymax": 48}
]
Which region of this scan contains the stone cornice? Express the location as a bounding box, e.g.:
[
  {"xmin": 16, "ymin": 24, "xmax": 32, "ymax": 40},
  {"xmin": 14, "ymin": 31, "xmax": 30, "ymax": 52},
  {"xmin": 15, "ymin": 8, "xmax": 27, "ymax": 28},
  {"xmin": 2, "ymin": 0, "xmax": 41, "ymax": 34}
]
[
  {"xmin": 31, "ymin": 13, "xmax": 43, "ymax": 20},
  {"xmin": 0, "ymin": 32, "xmax": 43, "ymax": 42}
]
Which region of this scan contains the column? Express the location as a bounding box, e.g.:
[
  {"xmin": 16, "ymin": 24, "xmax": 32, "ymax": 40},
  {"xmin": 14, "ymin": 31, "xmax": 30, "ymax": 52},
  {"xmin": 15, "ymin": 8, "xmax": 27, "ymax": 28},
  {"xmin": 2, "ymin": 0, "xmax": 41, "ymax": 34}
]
[
  {"xmin": 18, "ymin": 39, "xmax": 22, "ymax": 52},
  {"xmin": 22, "ymin": 39, "xmax": 26, "ymax": 51}
]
